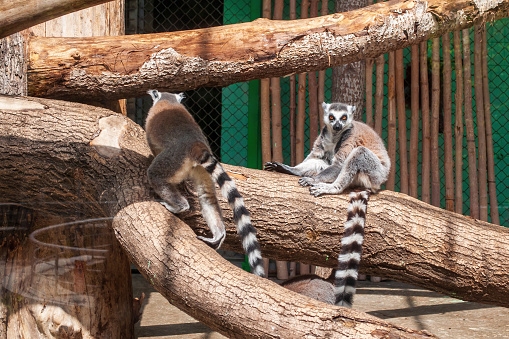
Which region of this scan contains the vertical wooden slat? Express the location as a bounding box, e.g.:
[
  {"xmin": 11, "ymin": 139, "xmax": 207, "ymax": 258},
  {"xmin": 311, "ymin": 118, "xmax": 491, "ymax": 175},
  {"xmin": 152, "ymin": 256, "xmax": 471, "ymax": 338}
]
[
  {"xmin": 462, "ymin": 28, "xmax": 480, "ymax": 219},
  {"xmin": 386, "ymin": 52, "xmax": 396, "ymax": 191},
  {"xmin": 270, "ymin": 0, "xmax": 288, "ymax": 281},
  {"xmin": 365, "ymin": 58, "xmax": 374, "ymax": 127},
  {"xmin": 453, "ymin": 30, "xmax": 464, "ymax": 215},
  {"xmin": 482, "ymin": 25, "xmax": 500, "ymax": 225},
  {"xmin": 297, "ymin": 0, "xmax": 310, "ymax": 276},
  {"xmin": 409, "ymin": 44, "xmax": 420, "ymax": 198},
  {"xmin": 420, "ymin": 41, "xmax": 431, "ymax": 204},
  {"xmin": 260, "ymin": 0, "xmax": 271, "ymax": 165},
  {"xmin": 317, "ymin": 0, "xmax": 328, "ymax": 131},
  {"xmin": 289, "ymin": 0, "xmax": 297, "ymax": 166},
  {"xmin": 474, "ymin": 24, "xmax": 488, "ymax": 222},
  {"xmin": 430, "ymin": 38, "xmax": 440, "ymax": 207},
  {"xmin": 296, "ymin": 0, "xmax": 309, "ymax": 164},
  {"xmin": 364, "ymin": 0, "xmax": 374, "ymax": 128},
  {"xmin": 308, "ymin": 0, "xmax": 320, "ymax": 149},
  {"xmin": 260, "ymin": 0, "xmax": 271, "ymax": 278},
  {"xmin": 442, "ymin": 32, "xmax": 454, "ymax": 212},
  {"xmin": 395, "ymin": 49, "xmax": 408, "ymax": 194},
  {"xmin": 374, "ymin": 54, "xmax": 385, "ymax": 136}
]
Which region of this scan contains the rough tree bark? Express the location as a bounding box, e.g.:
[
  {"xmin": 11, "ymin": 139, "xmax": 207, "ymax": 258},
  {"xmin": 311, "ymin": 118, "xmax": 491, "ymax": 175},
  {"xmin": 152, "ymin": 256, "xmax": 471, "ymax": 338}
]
[
  {"xmin": 22, "ymin": 0, "xmax": 509, "ymax": 101},
  {"xmin": 0, "ymin": 0, "xmax": 112, "ymax": 39},
  {"xmin": 2, "ymin": 96, "xmax": 509, "ymax": 335},
  {"xmin": 0, "ymin": 95, "xmax": 439, "ymax": 338},
  {"xmin": 331, "ymin": 0, "xmax": 367, "ymax": 120}
]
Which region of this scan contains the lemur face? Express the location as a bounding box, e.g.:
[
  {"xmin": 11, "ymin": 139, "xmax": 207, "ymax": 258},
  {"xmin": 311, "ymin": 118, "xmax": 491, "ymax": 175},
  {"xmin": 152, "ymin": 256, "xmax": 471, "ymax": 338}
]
[
  {"xmin": 147, "ymin": 90, "xmax": 185, "ymax": 105},
  {"xmin": 321, "ymin": 102, "xmax": 355, "ymax": 132}
]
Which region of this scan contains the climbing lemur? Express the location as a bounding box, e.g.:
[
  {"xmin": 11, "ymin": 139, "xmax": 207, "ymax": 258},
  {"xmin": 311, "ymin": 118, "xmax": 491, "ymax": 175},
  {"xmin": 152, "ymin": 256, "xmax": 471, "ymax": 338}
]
[
  {"xmin": 145, "ymin": 90, "xmax": 265, "ymax": 277},
  {"xmin": 265, "ymin": 102, "xmax": 390, "ymax": 306}
]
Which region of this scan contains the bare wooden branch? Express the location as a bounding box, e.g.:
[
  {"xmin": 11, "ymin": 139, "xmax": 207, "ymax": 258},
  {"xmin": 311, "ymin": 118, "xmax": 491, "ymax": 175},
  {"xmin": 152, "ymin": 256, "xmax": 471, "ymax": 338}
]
[
  {"xmin": 25, "ymin": 0, "xmax": 509, "ymax": 101},
  {"xmin": 0, "ymin": 95, "xmax": 441, "ymax": 338},
  {"xmin": 6, "ymin": 96, "xmax": 506, "ymax": 311},
  {"xmin": 0, "ymin": 0, "xmax": 110, "ymax": 39}
]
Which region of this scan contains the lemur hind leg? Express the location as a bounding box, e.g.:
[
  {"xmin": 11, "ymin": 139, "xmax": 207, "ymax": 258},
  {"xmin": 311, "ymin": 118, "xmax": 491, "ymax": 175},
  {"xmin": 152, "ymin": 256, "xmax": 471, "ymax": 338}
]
[
  {"xmin": 310, "ymin": 146, "xmax": 383, "ymax": 197},
  {"xmin": 188, "ymin": 165, "xmax": 226, "ymax": 249},
  {"xmin": 147, "ymin": 157, "xmax": 190, "ymax": 213}
]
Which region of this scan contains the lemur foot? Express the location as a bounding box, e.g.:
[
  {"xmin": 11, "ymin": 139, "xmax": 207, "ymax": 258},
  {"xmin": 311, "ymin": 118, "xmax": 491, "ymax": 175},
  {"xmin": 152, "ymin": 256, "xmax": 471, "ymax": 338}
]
[
  {"xmin": 197, "ymin": 233, "xmax": 225, "ymax": 249},
  {"xmin": 160, "ymin": 200, "xmax": 190, "ymax": 214},
  {"xmin": 264, "ymin": 161, "xmax": 283, "ymax": 171},
  {"xmin": 298, "ymin": 177, "xmax": 316, "ymax": 186},
  {"xmin": 309, "ymin": 183, "xmax": 341, "ymax": 197}
]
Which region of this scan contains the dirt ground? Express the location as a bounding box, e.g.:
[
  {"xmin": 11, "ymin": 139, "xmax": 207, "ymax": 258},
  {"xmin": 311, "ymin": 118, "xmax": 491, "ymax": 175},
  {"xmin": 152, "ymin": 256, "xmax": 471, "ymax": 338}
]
[{"xmin": 132, "ymin": 271, "xmax": 509, "ymax": 339}]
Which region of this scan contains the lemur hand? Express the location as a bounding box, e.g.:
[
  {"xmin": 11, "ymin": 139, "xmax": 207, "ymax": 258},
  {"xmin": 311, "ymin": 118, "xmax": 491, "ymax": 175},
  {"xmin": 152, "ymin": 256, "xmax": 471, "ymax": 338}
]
[{"xmin": 264, "ymin": 162, "xmax": 283, "ymax": 171}]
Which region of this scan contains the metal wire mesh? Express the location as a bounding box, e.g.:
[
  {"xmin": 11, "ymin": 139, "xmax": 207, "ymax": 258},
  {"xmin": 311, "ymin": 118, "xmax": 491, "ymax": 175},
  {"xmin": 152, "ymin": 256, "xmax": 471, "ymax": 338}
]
[{"xmin": 125, "ymin": 1, "xmax": 509, "ymax": 225}]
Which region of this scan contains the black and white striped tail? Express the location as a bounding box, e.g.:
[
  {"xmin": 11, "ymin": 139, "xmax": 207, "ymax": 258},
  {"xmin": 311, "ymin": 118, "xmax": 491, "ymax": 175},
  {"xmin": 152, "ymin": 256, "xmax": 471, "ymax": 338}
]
[
  {"xmin": 202, "ymin": 155, "xmax": 265, "ymax": 278},
  {"xmin": 334, "ymin": 190, "xmax": 370, "ymax": 307}
]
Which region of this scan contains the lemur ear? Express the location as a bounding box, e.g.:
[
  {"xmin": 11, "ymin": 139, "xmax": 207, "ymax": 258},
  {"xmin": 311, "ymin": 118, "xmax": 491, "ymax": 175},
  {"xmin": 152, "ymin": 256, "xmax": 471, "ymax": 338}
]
[
  {"xmin": 147, "ymin": 90, "xmax": 160, "ymax": 102},
  {"xmin": 349, "ymin": 105, "xmax": 356, "ymax": 115},
  {"xmin": 321, "ymin": 102, "xmax": 330, "ymax": 112},
  {"xmin": 175, "ymin": 93, "xmax": 185, "ymax": 103}
]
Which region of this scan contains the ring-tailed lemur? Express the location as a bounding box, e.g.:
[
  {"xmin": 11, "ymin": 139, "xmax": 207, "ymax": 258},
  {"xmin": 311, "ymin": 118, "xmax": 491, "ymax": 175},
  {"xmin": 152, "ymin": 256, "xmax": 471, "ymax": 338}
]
[
  {"xmin": 265, "ymin": 102, "xmax": 390, "ymax": 306},
  {"xmin": 145, "ymin": 90, "xmax": 265, "ymax": 277}
]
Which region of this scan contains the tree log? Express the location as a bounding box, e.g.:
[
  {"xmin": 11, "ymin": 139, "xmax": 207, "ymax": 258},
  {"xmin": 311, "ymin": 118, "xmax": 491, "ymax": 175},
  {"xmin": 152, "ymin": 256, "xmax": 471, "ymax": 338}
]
[
  {"xmin": 1, "ymin": 96, "xmax": 508, "ymax": 336},
  {"xmin": 0, "ymin": 95, "xmax": 437, "ymax": 338},
  {"xmin": 26, "ymin": 0, "xmax": 509, "ymax": 101},
  {"xmin": 0, "ymin": 0, "xmax": 111, "ymax": 39}
]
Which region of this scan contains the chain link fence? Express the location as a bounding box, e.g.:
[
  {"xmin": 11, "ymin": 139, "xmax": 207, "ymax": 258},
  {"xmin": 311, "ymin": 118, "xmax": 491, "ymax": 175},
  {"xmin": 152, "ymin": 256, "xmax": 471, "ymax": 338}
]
[{"xmin": 125, "ymin": 1, "xmax": 509, "ymax": 225}]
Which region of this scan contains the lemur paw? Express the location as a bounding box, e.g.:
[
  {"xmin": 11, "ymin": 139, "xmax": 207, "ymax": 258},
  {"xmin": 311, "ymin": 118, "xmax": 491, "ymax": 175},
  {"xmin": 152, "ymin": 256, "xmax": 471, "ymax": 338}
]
[
  {"xmin": 160, "ymin": 200, "xmax": 190, "ymax": 214},
  {"xmin": 197, "ymin": 233, "xmax": 225, "ymax": 249},
  {"xmin": 298, "ymin": 177, "xmax": 316, "ymax": 186},
  {"xmin": 309, "ymin": 183, "xmax": 339, "ymax": 197},
  {"xmin": 264, "ymin": 162, "xmax": 281, "ymax": 171}
]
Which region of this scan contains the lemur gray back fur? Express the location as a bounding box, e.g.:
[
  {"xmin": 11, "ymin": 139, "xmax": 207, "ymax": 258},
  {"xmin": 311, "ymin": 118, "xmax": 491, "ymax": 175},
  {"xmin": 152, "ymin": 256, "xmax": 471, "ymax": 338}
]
[
  {"xmin": 266, "ymin": 101, "xmax": 390, "ymax": 307},
  {"xmin": 145, "ymin": 90, "xmax": 265, "ymax": 277}
]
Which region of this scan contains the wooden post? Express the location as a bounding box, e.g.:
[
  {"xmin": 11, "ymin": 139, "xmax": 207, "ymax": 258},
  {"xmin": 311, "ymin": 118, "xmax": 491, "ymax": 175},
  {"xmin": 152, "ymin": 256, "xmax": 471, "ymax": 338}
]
[
  {"xmin": 420, "ymin": 41, "xmax": 431, "ymax": 204},
  {"xmin": 374, "ymin": 54, "xmax": 385, "ymax": 136},
  {"xmin": 462, "ymin": 28, "xmax": 480, "ymax": 219},
  {"xmin": 289, "ymin": 0, "xmax": 297, "ymax": 165},
  {"xmin": 482, "ymin": 25, "xmax": 500, "ymax": 225},
  {"xmin": 386, "ymin": 51, "xmax": 396, "ymax": 191},
  {"xmin": 430, "ymin": 38, "xmax": 441, "ymax": 207},
  {"xmin": 442, "ymin": 32, "xmax": 455, "ymax": 212},
  {"xmin": 453, "ymin": 30, "xmax": 464, "ymax": 215},
  {"xmin": 409, "ymin": 44, "xmax": 420, "ymax": 199},
  {"xmin": 474, "ymin": 24, "xmax": 489, "ymax": 222},
  {"xmin": 395, "ymin": 49, "xmax": 408, "ymax": 194}
]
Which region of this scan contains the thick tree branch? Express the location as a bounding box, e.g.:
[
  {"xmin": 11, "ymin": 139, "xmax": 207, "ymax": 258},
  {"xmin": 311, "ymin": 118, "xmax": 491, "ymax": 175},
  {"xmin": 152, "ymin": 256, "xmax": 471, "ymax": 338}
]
[
  {"xmin": 26, "ymin": 0, "xmax": 509, "ymax": 101},
  {"xmin": 184, "ymin": 164, "xmax": 509, "ymax": 309},
  {"xmin": 0, "ymin": 95, "xmax": 436, "ymax": 337},
  {"xmin": 0, "ymin": 0, "xmax": 111, "ymax": 39}
]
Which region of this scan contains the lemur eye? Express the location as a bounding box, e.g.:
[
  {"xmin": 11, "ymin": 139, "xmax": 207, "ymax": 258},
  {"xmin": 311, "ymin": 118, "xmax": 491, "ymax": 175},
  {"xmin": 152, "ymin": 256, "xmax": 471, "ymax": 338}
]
[
  {"xmin": 328, "ymin": 115, "xmax": 334, "ymax": 121},
  {"xmin": 341, "ymin": 115, "xmax": 347, "ymax": 120}
]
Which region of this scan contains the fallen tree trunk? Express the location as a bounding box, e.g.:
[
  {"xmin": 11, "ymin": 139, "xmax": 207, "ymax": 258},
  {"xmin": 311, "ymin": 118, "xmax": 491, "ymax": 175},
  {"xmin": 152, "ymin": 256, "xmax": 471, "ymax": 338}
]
[
  {"xmin": 0, "ymin": 95, "xmax": 436, "ymax": 338},
  {"xmin": 26, "ymin": 0, "xmax": 509, "ymax": 101},
  {"xmin": 185, "ymin": 165, "xmax": 509, "ymax": 308},
  {"xmin": 0, "ymin": 96, "xmax": 506, "ymax": 336}
]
